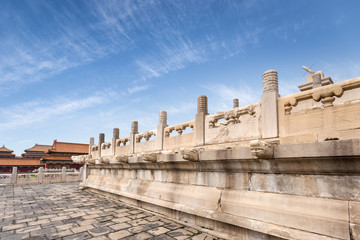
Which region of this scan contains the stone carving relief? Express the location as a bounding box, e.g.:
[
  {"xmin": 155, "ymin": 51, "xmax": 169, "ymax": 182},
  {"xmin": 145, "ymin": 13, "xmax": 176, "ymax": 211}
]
[
  {"xmin": 250, "ymin": 140, "xmax": 274, "ymax": 159},
  {"xmin": 180, "ymin": 148, "xmax": 200, "ymax": 161},
  {"xmin": 197, "ymin": 95, "xmax": 208, "ymax": 114},
  {"xmin": 102, "ymin": 142, "xmax": 111, "ymax": 149},
  {"xmin": 209, "ymin": 105, "xmax": 256, "ymax": 128},
  {"xmin": 91, "ymin": 145, "xmax": 99, "ymax": 151},
  {"xmin": 262, "ymin": 70, "xmax": 278, "ymax": 94},
  {"xmin": 312, "ymin": 85, "xmax": 344, "ymax": 108},
  {"xmin": 159, "ymin": 110, "xmax": 167, "ymax": 125},
  {"xmin": 284, "ymin": 85, "xmax": 344, "ymax": 115},
  {"xmin": 141, "ymin": 152, "xmax": 160, "ymax": 163},
  {"xmin": 116, "ymin": 137, "xmax": 130, "ymax": 146},
  {"xmin": 165, "ymin": 122, "xmax": 194, "ymax": 137},
  {"xmin": 116, "ymin": 155, "xmax": 131, "ymax": 163},
  {"xmin": 131, "ymin": 121, "xmax": 139, "ymax": 134},
  {"xmin": 136, "ymin": 131, "xmax": 156, "ymax": 142},
  {"xmin": 71, "ymin": 155, "xmax": 87, "ymax": 164},
  {"xmin": 99, "ymin": 157, "xmax": 110, "ymax": 164},
  {"xmin": 86, "ymin": 158, "xmax": 96, "ymax": 164},
  {"xmin": 284, "ymin": 97, "xmax": 298, "ymax": 115}
]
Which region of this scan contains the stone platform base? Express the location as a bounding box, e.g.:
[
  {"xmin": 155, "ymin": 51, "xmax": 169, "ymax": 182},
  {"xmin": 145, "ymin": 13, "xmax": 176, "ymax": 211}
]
[{"xmin": 85, "ymin": 187, "xmax": 285, "ymax": 240}]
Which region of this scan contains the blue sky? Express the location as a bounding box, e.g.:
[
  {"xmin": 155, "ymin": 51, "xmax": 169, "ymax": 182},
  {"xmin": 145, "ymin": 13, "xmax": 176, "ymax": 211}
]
[{"xmin": 1, "ymin": 0, "xmax": 359, "ymax": 155}]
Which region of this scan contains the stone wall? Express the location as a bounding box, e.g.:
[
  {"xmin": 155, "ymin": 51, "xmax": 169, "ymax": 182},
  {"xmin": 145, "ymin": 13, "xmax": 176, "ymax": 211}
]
[{"xmin": 76, "ymin": 69, "xmax": 360, "ymax": 240}]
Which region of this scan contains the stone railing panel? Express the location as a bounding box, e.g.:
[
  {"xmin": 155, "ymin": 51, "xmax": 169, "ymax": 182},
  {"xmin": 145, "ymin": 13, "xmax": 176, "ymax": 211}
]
[
  {"xmin": 163, "ymin": 121, "xmax": 195, "ymax": 150},
  {"xmin": 279, "ymin": 77, "xmax": 360, "ymax": 144},
  {"xmin": 100, "ymin": 141, "xmax": 113, "ymax": 157},
  {"xmin": 65, "ymin": 173, "xmax": 82, "ymax": 182},
  {"xmin": 90, "ymin": 145, "xmax": 99, "ymax": 159},
  {"xmin": 42, "ymin": 173, "xmax": 62, "ymax": 183},
  {"xmin": 0, "ymin": 174, "xmax": 12, "ymax": 184},
  {"xmin": 164, "ymin": 121, "xmax": 194, "ymax": 137},
  {"xmin": 134, "ymin": 130, "xmax": 156, "ymax": 153},
  {"xmin": 135, "ymin": 130, "xmax": 156, "ymax": 143},
  {"xmin": 115, "ymin": 137, "xmax": 131, "ymax": 155},
  {"xmin": 17, "ymin": 174, "xmax": 39, "ymax": 184},
  {"xmin": 205, "ymin": 103, "xmax": 261, "ymax": 144}
]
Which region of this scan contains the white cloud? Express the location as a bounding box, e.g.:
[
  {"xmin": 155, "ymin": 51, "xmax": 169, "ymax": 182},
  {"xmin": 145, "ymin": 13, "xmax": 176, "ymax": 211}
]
[
  {"xmin": 0, "ymin": 94, "xmax": 107, "ymax": 130},
  {"xmin": 127, "ymin": 85, "xmax": 150, "ymax": 94}
]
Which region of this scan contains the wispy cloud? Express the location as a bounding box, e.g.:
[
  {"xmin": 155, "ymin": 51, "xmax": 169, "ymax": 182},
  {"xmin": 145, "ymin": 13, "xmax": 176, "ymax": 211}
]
[
  {"xmin": 0, "ymin": 94, "xmax": 107, "ymax": 130},
  {"xmin": 0, "ymin": 0, "xmax": 266, "ymax": 92},
  {"xmin": 135, "ymin": 37, "xmax": 207, "ymax": 82},
  {"xmin": 127, "ymin": 85, "xmax": 150, "ymax": 94}
]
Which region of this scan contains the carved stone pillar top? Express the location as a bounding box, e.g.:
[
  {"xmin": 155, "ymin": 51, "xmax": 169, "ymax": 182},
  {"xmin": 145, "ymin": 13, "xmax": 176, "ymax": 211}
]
[
  {"xmin": 262, "ymin": 69, "xmax": 278, "ymax": 94},
  {"xmin": 99, "ymin": 133, "xmax": 105, "ymax": 144},
  {"xmin": 233, "ymin": 98, "xmax": 239, "ymax": 108},
  {"xmin": 131, "ymin": 121, "xmax": 138, "ymax": 134},
  {"xmin": 159, "ymin": 110, "xmax": 167, "ymax": 125},
  {"xmin": 197, "ymin": 95, "xmax": 208, "ymax": 114},
  {"xmin": 113, "ymin": 128, "xmax": 119, "ymax": 139},
  {"xmin": 89, "ymin": 137, "xmax": 94, "ymax": 146}
]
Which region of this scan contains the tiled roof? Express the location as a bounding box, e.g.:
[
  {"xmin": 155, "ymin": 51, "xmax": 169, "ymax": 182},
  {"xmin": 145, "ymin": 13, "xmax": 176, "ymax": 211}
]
[
  {"xmin": 48, "ymin": 140, "xmax": 88, "ymax": 154},
  {"xmin": 0, "ymin": 158, "xmax": 44, "ymax": 166},
  {"xmin": 0, "ymin": 145, "xmax": 14, "ymax": 153},
  {"xmin": 24, "ymin": 144, "xmax": 52, "ymax": 152}
]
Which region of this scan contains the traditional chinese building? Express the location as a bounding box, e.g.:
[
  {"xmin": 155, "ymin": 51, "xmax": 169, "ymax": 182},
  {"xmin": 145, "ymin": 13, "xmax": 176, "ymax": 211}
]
[
  {"xmin": 0, "ymin": 145, "xmax": 15, "ymax": 158},
  {"xmin": 0, "ymin": 145, "xmax": 44, "ymax": 173},
  {"xmin": 41, "ymin": 140, "xmax": 88, "ymax": 169},
  {"xmin": 22, "ymin": 144, "xmax": 51, "ymax": 159}
]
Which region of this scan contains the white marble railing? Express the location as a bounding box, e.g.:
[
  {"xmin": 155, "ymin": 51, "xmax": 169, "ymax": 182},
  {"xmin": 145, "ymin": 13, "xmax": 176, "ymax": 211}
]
[{"xmin": 0, "ymin": 167, "xmax": 83, "ymax": 185}]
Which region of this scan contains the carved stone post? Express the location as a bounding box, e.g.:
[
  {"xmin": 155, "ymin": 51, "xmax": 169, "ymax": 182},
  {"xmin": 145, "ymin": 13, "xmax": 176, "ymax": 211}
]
[
  {"xmin": 98, "ymin": 133, "xmax": 105, "ymax": 157},
  {"xmin": 61, "ymin": 167, "xmax": 66, "ymax": 182},
  {"xmin": 156, "ymin": 110, "xmax": 167, "ymax": 150},
  {"xmin": 89, "ymin": 137, "xmax": 94, "ymax": 154},
  {"xmin": 312, "ymin": 72, "xmax": 322, "ymax": 89},
  {"xmin": 112, "ymin": 128, "xmax": 119, "ymax": 155},
  {"xmin": 195, "ymin": 95, "xmax": 208, "ymax": 146},
  {"xmin": 261, "ymin": 70, "xmax": 279, "ymax": 138},
  {"xmin": 130, "ymin": 121, "xmax": 138, "ymax": 154},
  {"xmin": 11, "ymin": 167, "xmax": 18, "ymax": 184},
  {"xmin": 233, "ymin": 98, "xmax": 239, "ymax": 108},
  {"xmin": 38, "ymin": 167, "xmax": 44, "ymax": 183}
]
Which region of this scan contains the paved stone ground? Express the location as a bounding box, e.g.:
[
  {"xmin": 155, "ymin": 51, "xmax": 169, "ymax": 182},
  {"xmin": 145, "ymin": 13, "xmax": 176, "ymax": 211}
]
[{"xmin": 0, "ymin": 183, "xmax": 223, "ymax": 240}]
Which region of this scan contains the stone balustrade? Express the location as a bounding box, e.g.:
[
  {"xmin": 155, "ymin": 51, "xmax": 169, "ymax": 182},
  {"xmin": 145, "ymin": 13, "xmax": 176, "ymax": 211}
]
[
  {"xmin": 116, "ymin": 137, "xmax": 130, "ymax": 146},
  {"xmin": 164, "ymin": 121, "xmax": 194, "ymax": 137},
  {"xmin": 77, "ymin": 68, "xmax": 360, "ymax": 240},
  {"xmin": 0, "ymin": 167, "xmax": 83, "ymax": 185}
]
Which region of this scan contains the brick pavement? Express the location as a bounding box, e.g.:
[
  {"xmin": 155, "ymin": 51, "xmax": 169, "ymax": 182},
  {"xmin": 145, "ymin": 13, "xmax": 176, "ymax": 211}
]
[{"xmin": 0, "ymin": 183, "xmax": 223, "ymax": 240}]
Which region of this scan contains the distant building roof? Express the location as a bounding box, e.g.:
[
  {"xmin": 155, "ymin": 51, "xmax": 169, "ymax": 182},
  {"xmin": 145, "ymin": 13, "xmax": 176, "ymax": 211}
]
[
  {"xmin": 24, "ymin": 144, "xmax": 52, "ymax": 152},
  {"xmin": 0, "ymin": 145, "xmax": 14, "ymax": 153},
  {"xmin": 0, "ymin": 158, "xmax": 44, "ymax": 166},
  {"xmin": 47, "ymin": 140, "xmax": 88, "ymax": 154}
]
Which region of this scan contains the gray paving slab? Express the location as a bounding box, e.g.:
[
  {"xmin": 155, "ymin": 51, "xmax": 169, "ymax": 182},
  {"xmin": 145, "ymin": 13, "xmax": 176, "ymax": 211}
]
[{"xmin": 0, "ymin": 183, "xmax": 223, "ymax": 240}]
